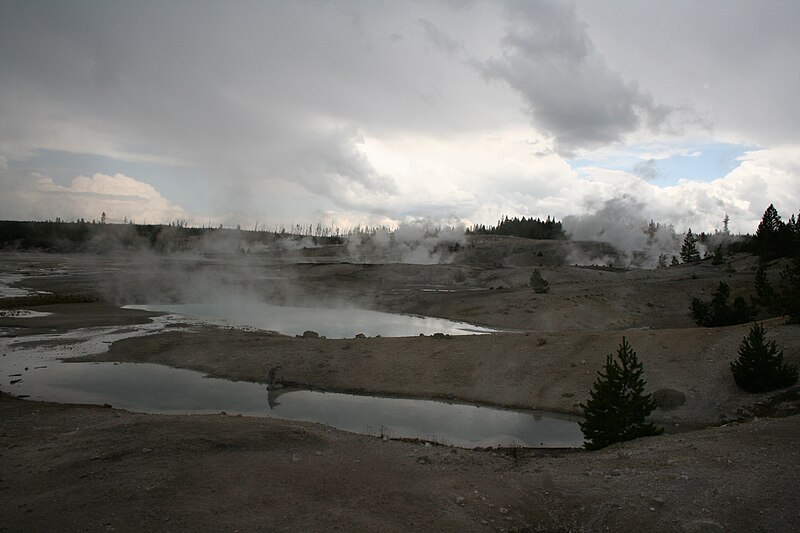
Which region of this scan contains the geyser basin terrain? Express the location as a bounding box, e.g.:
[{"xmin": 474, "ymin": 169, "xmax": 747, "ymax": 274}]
[
  {"xmin": 125, "ymin": 302, "xmax": 497, "ymax": 338},
  {"xmin": 0, "ymin": 324, "xmax": 582, "ymax": 449}
]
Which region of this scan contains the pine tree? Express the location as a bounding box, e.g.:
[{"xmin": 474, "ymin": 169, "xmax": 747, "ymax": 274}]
[
  {"xmin": 680, "ymin": 229, "xmax": 701, "ymax": 263},
  {"xmin": 755, "ymin": 204, "xmax": 785, "ymax": 258},
  {"xmin": 711, "ymin": 244, "xmax": 725, "ymax": 265},
  {"xmin": 656, "ymin": 254, "xmax": 668, "ymax": 269},
  {"xmin": 580, "ymin": 338, "xmax": 663, "ymax": 450},
  {"xmin": 752, "ymin": 265, "xmax": 777, "ymax": 311},
  {"xmin": 731, "ymin": 323, "xmax": 798, "ymax": 393},
  {"xmin": 690, "ymin": 281, "xmax": 756, "ymax": 327},
  {"xmin": 530, "ymin": 268, "xmax": 550, "ymax": 293},
  {"xmin": 778, "ymin": 258, "xmax": 800, "ymax": 323},
  {"xmin": 756, "ymin": 204, "xmax": 783, "ymax": 237}
]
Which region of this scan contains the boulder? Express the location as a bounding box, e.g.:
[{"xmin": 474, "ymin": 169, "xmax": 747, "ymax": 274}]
[{"xmin": 652, "ymin": 388, "xmax": 687, "ymax": 410}]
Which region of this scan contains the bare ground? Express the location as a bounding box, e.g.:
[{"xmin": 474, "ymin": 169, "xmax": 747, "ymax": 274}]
[{"xmin": 1, "ymin": 243, "xmax": 799, "ymax": 532}]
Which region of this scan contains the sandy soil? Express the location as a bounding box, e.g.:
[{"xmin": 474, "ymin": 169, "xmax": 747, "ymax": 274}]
[{"xmin": 1, "ymin": 241, "xmax": 799, "ymax": 531}]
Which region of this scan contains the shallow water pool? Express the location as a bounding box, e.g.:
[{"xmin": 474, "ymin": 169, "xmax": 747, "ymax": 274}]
[
  {"xmin": 0, "ymin": 324, "xmax": 583, "ymax": 449},
  {"xmin": 125, "ymin": 302, "xmax": 497, "ymax": 338}
]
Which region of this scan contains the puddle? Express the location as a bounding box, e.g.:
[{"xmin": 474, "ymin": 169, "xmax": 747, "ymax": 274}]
[
  {"xmin": 0, "ymin": 273, "xmax": 53, "ymax": 298},
  {"xmin": 125, "ymin": 302, "xmax": 497, "ymax": 338},
  {"xmin": 0, "ymin": 325, "xmax": 583, "ymax": 449},
  {"xmin": 0, "ymin": 310, "xmax": 53, "ymax": 318}
]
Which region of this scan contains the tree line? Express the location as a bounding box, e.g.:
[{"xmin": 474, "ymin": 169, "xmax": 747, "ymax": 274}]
[{"xmin": 466, "ymin": 215, "xmax": 566, "ymax": 240}]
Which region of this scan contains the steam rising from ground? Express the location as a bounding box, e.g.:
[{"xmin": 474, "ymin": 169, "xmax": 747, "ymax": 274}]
[
  {"xmin": 345, "ymin": 221, "xmax": 466, "ymax": 264},
  {"xmin": 98, "ymin": 220, "xmax": 467, "ymax": 315},
  {"xmin": 563, "ymin": 197, "xmax": 685, "ymax": 268}
]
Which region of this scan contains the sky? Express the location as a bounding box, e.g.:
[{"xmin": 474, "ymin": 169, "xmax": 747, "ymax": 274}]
[{"xmin": 1, "ymin": 0, "xmax": 798, "ymax": 234}]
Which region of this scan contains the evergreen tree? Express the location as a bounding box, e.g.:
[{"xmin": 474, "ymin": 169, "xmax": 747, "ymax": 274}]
[
  {"xmin": 711, "ymin": 244, "xmax": 725, "ymax": 265},
  {"xmin": 656, "ymin": 254, "xmax": 668, "ymax": 269},
  {"xmin": 731, "ymin": 323, "xmax": 798, "ymax": 393},
  {"xmin": 680, "ymin": 229, "xmax": 701, "ymax": 263},
  {"xmin": 756, "ymin": 204, "xmax": 783, "ymax": 237},
  {"xmin": 778, "ymin": 258, "xmax": 800, "ymax": 323},
  {"xmin": 530, "ymin": 268, "xmax": 550, "ymax": 293},
  {"xmin": 752, "ymin": 265, "xmax": 777, "ymax": 311},
  {"xmin": 580, "ymin": 338, "xmax": 662, "ymax": 451},
  {"xmin": 690, "ymin": 281, "xmax": 756, "ymax": 327},
  {"xmin": 671, "ymin": 255, "xmax": 680, "ymax": 266},
  {"xmin": 754, "ymin": 204, "xmax": 787, "ymax": 258}
]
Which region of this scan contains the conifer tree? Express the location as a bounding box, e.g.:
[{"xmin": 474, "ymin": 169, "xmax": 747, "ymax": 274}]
[
  {"xmin": 752, "ymin": 265, "xmax": 777, "ymax": 311},
  {"xmin": 580, "ymin": 338, "xmax": 662, "ymax": 450},
  {"xmin": 690, "ymin": 281, "xmax": 756, "ymax": 327},
  {"xmin": 680, "ymin": 229, "xmax": 701, "ymax": 263},
  {"xmin": 731, "ymin": 323, "xmax": 798, "ymax": 393},
  {"xmin": 755, "ymin": 204, "xmax": 787, "ymax": 258},
  {"xmin": 778, "ymin": 258, "xmax": 800, "ymax": 323},
  {"xmin": 711, "ymin": 244, "xmax": 725, "ymax": 265},
  {"xmin": 530, "ymin": 268, "xmax": 550, "ymax": 293}
]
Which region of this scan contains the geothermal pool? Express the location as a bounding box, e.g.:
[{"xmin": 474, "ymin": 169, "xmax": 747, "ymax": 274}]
[
  {"xmin": 125, "ymin": 302, "xmax": 497, "ymax": 338},
  {"xmin": 0, "ymin": 322, "xmax": 583, "ymax": 449}
]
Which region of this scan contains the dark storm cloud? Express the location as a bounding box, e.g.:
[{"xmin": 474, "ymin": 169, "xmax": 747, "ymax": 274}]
[{"xmin": 479, "ymin": 0, "xmax": 672, "ymax": 155}]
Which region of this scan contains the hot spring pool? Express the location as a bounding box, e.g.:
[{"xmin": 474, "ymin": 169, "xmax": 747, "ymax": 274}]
[{"xmin": 125, "ymin": 302, "xmax": 497, "ymax": 338}]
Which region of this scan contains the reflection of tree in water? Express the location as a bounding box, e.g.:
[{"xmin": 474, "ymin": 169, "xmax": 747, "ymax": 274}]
[
  {"xmin": 267, "ymin": 387, "xmax": 287, "ymax": 409},
  {"xmin": 266, "ymin": 366, "xmax": 284, "ymax": 409}
]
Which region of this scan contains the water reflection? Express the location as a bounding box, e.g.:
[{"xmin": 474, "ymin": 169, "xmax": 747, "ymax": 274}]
[
  {"xmin": 0, "ymin": 322, "xmax": 582, "ymax": 449},
  {"xmin": 2, "ymin": 352, "xmax": 582, "ymax": 449},
  {"xmin": 125, "ymin": 302, "xmax": 496, "ymax": 338}
]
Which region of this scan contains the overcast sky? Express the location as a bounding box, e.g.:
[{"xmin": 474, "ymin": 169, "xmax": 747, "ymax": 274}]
[{"xmin": 1, "ymin": 0, "xmax": 798, "ymax": 234}]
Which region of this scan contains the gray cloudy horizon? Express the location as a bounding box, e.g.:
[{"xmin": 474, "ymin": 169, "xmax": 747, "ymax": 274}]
[{"xmin": 1, "ymin": 0, "xmax": 798, "ymax": 234}]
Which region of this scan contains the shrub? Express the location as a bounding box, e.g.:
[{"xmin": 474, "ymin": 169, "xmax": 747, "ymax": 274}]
[
  {"xmin": 731, "ymin": 323, "xmax": 798, "ymax": 393},
  {"xmin": 580, "ymin": 338, "xmax": 663, "ymax": 450},
  {"xmin": 690, "ymin": 281, "xmax": 756, "ymax": 327},
  {"xmin": 530, "ymin": 268, "xmax": 550, "ymax": 293}
]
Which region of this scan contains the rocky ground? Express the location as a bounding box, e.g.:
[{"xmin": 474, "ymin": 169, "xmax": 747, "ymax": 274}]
[{"xmin": 1, "ymin": 240, "xmax": 799, "ymax": 532}]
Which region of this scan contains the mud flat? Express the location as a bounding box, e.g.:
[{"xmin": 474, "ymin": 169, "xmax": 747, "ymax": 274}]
[{"xmin": 1, "ymin": 243, "xmax": 799, "ymax": 531}]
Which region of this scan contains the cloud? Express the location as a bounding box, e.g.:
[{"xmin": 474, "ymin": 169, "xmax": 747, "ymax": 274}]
[
  {"xmin": 0, "ymin": 0, "xmax": 798, "ymax": 232},
  {"xmin": 575, "ymin": 146, "xmax": 800, "ymax": 234},
  {"xmin": 418, "ymin": 18, "xmax": 464, "ymax": 57},
  {"xmin": 477, "ymin": 0, "xmax": 673, "ymax": 155},
  {"xmin": 632, "ymin": 158, "xmax": 659, "ymax": 181},
  {"xmin": 575, "ymin": 0, "xmax": 800, "ymax": 146},
  {"xmin": 0, "ymin": 169, "xmax": 198, "ymax": 224}
]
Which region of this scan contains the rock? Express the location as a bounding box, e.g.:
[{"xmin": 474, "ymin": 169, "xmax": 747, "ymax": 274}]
[
  {"xmin": 302, "ymin": 330, "xmax": 320, "ymax": 339},
  {"xmin": 681, "ymin": 519, "xmax": 724, "ymax": 532},
  {"xmin": 535, "ymin": 337, "xmax": 547, "ymax": 346},
  {"xmin": 652, "ymin": 388, "xmax": 687, "ymax": 410},
  {"xmin": 355, "ymin": 333, "xmax": 366, "ymax": 339},
  {"xmin": 499, "ymin": 507, "xmax": 509, "ymax": 514},
  {"xmin": 454, "ymin": 495, "xmax": 465, "ymax": 506}
]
